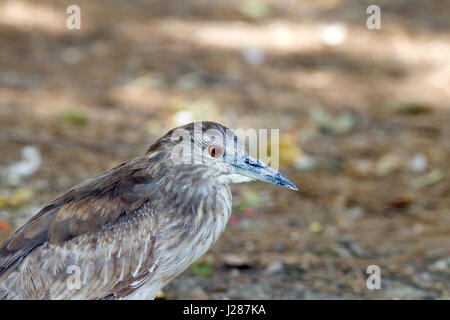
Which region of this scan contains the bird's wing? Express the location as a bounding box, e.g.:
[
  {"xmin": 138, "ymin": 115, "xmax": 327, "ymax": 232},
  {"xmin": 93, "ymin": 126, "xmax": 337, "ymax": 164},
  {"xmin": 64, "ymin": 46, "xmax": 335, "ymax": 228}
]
[{"xmin": 0, "ymin": 157, "xmax": 163, "ymax": 299}]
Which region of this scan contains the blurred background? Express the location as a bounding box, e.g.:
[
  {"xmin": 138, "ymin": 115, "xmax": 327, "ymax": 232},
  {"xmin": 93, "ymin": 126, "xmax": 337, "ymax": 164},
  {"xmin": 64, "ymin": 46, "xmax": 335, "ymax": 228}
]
[{"xmin": 0, "ymin": 0, "xmax": 449, "ymax": 299}]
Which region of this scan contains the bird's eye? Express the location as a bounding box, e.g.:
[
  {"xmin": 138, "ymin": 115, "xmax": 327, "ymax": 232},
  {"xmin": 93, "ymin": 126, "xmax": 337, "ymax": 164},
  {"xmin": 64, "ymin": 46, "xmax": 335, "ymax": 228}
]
[{"xmin": 208, "ymin": 145, "xmax": 223, "ymax": 158}]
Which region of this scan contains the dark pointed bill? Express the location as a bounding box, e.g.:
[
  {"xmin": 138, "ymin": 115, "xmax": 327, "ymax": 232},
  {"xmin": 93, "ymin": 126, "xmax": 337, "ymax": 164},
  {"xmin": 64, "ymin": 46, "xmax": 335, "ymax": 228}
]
[{"xmin": 232, "ymin": 155, "xmax": 298, "ymax": 191}]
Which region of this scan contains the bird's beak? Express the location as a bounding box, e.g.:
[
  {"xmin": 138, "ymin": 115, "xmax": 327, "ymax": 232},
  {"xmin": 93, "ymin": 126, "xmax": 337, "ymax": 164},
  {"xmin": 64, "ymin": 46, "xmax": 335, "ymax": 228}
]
[{"xmin": 232, "ymin": 155, "xmax": 298, "ymax": 190}]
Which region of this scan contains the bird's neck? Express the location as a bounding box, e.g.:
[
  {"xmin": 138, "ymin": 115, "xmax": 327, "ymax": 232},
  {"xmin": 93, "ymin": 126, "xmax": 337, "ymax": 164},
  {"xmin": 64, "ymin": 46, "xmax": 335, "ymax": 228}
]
[{"xmin": 151, "ymin": 170, "xmax": 232, "ymax": 284}]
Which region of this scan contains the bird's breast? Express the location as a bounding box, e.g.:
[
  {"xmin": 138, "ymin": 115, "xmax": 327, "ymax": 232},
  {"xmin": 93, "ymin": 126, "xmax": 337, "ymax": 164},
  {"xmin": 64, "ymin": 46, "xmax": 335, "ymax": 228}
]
[{"xmin": 151, "ymin": 184, "xmax": 232, "ymax": 285}]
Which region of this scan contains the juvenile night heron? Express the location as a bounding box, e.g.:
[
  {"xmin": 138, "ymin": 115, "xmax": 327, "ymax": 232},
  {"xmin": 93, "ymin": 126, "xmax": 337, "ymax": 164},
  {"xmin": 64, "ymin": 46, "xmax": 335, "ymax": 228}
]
[{"xmin": 0, "ymin": 121, "xmax": 297, "ymax": 299}]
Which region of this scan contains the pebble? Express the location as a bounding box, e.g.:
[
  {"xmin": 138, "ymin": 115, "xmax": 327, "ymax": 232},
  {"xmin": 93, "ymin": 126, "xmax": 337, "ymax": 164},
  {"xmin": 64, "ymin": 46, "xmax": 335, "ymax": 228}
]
[
  {"xmin": 223, "ymin": 254, "xmax": 252, "ymax": 269},
  {"xmin": 5, "ymin": 146, "xmax": 42, "ymax": 185},
  {"xmin": 321, "ymin": 23, "xmax": 348, "ymax": 46},
  {"xmin": 242, "ymin": 47, "xmax": 265, "ymax": 66},
  {"xmin": 428, "ymin": 258, "xmax": 449, "ymax": 272},
  {"xmin": 264, "ymin": 261, "xmax": 284, "ymax": 275},
  {"xmin": 409, "ymin": 153, "xmax": 427, "ymax": 173}
]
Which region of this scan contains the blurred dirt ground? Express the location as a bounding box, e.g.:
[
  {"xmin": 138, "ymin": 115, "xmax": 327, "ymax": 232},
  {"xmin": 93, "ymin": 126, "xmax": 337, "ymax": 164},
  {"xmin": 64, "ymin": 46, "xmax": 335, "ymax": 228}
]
[{"xmin": 0, "ymin": 0, "xmax": 449, "ymax": 299}]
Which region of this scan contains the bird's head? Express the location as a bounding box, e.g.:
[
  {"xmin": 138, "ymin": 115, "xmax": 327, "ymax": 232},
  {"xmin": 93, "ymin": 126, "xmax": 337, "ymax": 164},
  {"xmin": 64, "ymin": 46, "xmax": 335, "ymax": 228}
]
[{"xmin": 147, "ymin": 121, "xmax": 297, "ymax": 191}]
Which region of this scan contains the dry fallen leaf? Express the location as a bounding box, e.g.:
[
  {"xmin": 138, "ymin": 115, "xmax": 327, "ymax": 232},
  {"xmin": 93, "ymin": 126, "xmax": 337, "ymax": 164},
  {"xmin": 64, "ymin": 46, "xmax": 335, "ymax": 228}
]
[
  {"xmin": 412, "ymin": 169, "xmax": 444, "ymax": 189},
  {"xmin": 9, "ymin": 188, "xmax": 34, "ymax": 206},
  {"xmin": 375, "ymin": 154, "xmax": 401, "ymax": 176},
  {"xmin": 155, "ymin": 290, "xmax": 166, "ymax": 299},
  {"xmin": 0, "ymin": 188, "xmax": 34, "ymax": 207},
  {"xmin": 389, "ymin": 194, "xmax": 414, "ymax": 210},
  {"xmin": 309, "ymin": 221, "xmax": 323, "ymax": 233},
  {"xmin": 0, "ymin": 221, "xmax": 10, "ymax": 231},
  {"xmin": 271, "ymin": 133, "xmax": 304, "ymax": 167}
]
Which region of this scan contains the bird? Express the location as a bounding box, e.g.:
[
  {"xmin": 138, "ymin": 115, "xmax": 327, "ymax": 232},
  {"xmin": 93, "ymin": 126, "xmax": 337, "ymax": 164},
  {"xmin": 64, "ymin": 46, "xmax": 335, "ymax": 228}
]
[{"xmin": 0, "ymin": 121, "xmax": 297, "ymax": 300}]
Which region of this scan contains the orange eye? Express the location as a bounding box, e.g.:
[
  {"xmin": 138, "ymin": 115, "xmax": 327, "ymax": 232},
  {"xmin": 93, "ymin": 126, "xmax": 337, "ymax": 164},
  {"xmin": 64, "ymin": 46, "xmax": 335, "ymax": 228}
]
[{"xmin": 208, "ymin": 145, "xmax": 223, "ymax": 158}]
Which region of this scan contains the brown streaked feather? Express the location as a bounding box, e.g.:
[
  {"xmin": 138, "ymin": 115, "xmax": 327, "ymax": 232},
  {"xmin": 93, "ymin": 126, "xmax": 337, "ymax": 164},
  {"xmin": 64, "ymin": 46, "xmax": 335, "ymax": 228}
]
[
  {"xmin": 0, "ymin": 204, "xmax": 159, "ymax": 299},
  {"xmin": 0, "ymin": 156, "xmax": 160, "ymax": 281}
]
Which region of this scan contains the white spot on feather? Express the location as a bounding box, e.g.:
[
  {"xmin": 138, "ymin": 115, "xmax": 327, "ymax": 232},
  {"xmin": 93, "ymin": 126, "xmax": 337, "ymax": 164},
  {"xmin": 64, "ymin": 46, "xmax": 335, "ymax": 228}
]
[
  {"xmin": 83, "ymin": 265, "xmax": 88, "ymax": 285},
  {"xmin": 133, "ymin": 253, "xmax": 144, "ymax": 277},
  {"xmin": 119, "ymin": 262, "xmax": 125, "ymax": 282}
]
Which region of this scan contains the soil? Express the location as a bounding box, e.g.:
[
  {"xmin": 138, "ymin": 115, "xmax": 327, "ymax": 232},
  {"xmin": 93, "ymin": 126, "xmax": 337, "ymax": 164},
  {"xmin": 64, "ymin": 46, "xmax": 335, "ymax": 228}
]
[{"xmin": 0, "ymin": 0, "xmax": 449, "ymax": 299}]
